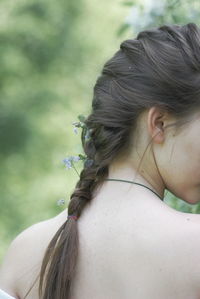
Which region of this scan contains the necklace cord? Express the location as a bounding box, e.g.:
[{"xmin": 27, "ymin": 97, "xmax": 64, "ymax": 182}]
[{"xmin": 104, "ymin": 178, "xmax": 163, "ymax": 201}]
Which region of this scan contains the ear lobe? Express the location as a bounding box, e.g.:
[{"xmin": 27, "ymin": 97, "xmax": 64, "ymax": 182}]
[
  {"xmin": 147, "ymin": 107, "xmax": 165, "ymax": 144},
  {"xmin": 154, "ymin": 126, "xmax": 164, "ymax": 144}
]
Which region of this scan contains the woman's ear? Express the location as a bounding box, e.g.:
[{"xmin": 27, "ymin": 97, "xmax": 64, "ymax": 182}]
[{"xmin": 147, "ymin": 106, "xmax": 166, "ymax": 144}]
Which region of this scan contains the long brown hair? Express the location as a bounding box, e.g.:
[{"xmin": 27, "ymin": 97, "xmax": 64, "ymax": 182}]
[{"xmin": 23, "ymin": 23, "xmax": 200, "ymax": 298}]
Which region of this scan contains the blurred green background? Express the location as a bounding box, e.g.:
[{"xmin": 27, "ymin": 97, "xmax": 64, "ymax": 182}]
[{"xmin": 1, "ymin": 0, "xmax": 200, "ymax": 261}]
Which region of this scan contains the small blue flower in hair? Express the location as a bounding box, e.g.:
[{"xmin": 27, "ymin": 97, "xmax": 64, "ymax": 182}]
[
  {"xmin": 72, "ymin": 114, "xmax": 87, "ymax": 135},
  {"xmin": 63, "ymin": 114, "xmax": 94, "ymax": 179},
  {"xmin": 62, "ymin": 156, "xmax": 80, "ymax": 169},
  {"xmin": 73, "ymin": 125, "xmax": 78, "ymax": 135},
  {"xmin": 57, "ymin": 198, "xmax": 66, "ymax": 206},
  {"xmin": 62, "ymin": 157, "xmax": 73, "ymax": 169}
]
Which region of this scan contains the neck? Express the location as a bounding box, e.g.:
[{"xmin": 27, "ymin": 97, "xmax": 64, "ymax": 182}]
[{"xmin": 108, "ymin": 159, "xmax": 165, "ymax": 200}]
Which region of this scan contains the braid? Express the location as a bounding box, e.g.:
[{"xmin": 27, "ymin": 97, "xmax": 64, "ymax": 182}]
[
  {"xmin": 67, "ymin": 160, "xmax": 105, "ymax": 219},
  {"xmin": 68, "ymin": 111, "xmax": 132, "ymax": 221}
]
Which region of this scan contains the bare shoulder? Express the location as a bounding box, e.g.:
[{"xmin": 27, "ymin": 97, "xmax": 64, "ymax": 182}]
[
  {"xmin": 177, "ymin": 212, "xmax": 200, "ymax": 295},
  {"xmin": 0, "ymin": 209, "xmax": 68, "ymax": 298},
  {"xmin": 158, "ymin": 209, "xmax": 200, "ymax": 296}
]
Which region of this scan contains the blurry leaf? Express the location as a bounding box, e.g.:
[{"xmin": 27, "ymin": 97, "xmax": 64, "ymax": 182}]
[
  {"xmin": 116, "ymin": 23, "xmax": 130, "ymax": 36},
  {"xmin": 78, "ymin": 154, "xmax": 87, "ymax": 161},
  {"xmin": 15, "ymin": 3, "xmax": 47, "ymax": 19},
  {"xmin": 0, "ymin": 110, "xmax": 30, "ymax": 155},
  {"xmin": 78, "ymin": 114, "xmax": 86, "ymax": 122},
  {"xmin": 121, "ymin": 1, "xmax": 136, "ymax": 6}
]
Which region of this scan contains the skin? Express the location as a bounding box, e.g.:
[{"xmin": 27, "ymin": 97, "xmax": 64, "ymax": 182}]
[
  {"xmin": 108, "ymin": 106, "xmax": 200, "ymax": 205},
  {"xmin": 1, "ymin": 106, "xmax": 200, "ymax": 299}
]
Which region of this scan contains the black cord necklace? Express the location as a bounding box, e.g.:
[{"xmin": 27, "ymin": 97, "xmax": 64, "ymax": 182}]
[{"xmin": 104, "ymin": 178, "xmax": 164, "ymax": 201}]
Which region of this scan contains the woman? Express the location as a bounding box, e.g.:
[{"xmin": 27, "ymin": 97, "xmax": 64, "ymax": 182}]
[{"xmin": 1, "ymin": 22, "xmax": 200, "ymax": 299}]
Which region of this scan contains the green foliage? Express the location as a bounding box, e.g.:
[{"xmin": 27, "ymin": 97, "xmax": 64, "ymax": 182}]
[
  {"xmin": 118, "ymin": 0, "xmax": 200, "ymax": 36},
  {"xmin": 0, "ymin": 0, "xmax": 87, "ymax": 260},
  {"xmin": 0, "ymin": 0, "xmax": 129, "ymax": 261}
]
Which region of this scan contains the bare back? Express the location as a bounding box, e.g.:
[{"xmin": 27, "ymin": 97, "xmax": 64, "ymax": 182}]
[{"xmin": 12, "ymin": 182, "xmax": 200, "ymax": 299}]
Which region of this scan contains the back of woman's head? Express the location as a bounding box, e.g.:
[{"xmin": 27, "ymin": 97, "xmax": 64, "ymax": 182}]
[{"xmin": 25, "ymin": 23, "xmax": 200, "ymax": 299}]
